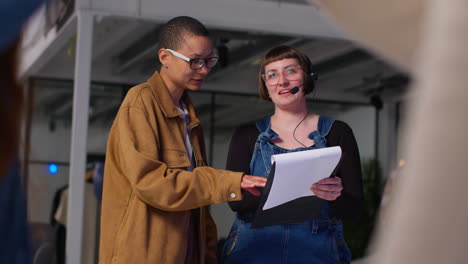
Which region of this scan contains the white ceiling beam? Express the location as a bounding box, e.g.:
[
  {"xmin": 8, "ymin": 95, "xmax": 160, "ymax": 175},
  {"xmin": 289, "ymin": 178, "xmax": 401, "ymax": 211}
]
[
  {"xmin": 88, "ymin": 0, "xmax": 346, "ymax": 39},
  {"xmin": 19, "ymin": 14, "xmax": 77, "ymax": 80},
  {"xmin": 138, "ymin": 0, "xmax": 345, "ymax": 38}
]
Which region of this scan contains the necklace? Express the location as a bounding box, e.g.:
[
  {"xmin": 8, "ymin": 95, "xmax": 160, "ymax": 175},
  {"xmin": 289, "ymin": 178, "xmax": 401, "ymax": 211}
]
[{"xmin": 293, "ymin": 112, "xmax": 310, "ymax": 148}]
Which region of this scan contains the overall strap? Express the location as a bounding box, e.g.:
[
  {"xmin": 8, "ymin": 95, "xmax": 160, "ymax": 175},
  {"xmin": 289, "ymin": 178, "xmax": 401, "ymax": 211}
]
[
  {"xmin": 256, "ymin": 117, "xmax": 270, "ymax": 133},
  {"xmin": 250, "ymin": 117, "xmax": 275, "ymax": 177},
  {"xmin": 309, "ymin": 116, "xmax": 335, "ymax": 149},
  {"xmin": 317, "ymin": 116, "xmax": 335, "ymax": 137}
]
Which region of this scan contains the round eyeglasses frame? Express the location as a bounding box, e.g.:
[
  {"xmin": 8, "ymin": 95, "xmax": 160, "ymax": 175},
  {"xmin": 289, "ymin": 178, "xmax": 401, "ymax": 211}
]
[{"xmin": 261, "ymin": 65, "xmax": 304, "ymax": 85}]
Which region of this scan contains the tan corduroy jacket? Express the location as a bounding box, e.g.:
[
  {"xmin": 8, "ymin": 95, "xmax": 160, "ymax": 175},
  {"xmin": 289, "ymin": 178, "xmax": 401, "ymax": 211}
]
[{"xmin": 99, "ymin": 71, "xmax": 244, "ymax": 264}]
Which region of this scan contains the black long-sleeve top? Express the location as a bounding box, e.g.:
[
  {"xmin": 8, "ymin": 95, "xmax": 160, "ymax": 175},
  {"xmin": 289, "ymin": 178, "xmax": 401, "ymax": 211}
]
[{"xmin": 226, "ymin": 120, "xmax": 364, "ymax": 221}]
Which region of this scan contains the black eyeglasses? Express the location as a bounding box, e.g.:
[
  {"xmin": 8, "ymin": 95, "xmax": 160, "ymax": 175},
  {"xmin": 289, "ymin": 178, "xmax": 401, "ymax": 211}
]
[{"xmin": 166, "ymin": 49, "xmax": 219, "ymax": 70}]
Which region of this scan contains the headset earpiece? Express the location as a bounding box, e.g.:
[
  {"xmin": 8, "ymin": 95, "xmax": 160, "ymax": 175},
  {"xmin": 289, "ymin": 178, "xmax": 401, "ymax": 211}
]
[
  {"xmin": 310, "ymin": 72, "xmax": 318, "ymax": 81},
  {"xmin": 308, "ymin": 71, "xmax": 318, "ymax": 92}
]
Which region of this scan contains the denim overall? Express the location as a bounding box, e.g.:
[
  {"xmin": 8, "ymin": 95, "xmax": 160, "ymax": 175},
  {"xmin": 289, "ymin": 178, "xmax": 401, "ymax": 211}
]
[{"xmin": 223, "ymin": 116, "xmax": 351, "ymax": 264}]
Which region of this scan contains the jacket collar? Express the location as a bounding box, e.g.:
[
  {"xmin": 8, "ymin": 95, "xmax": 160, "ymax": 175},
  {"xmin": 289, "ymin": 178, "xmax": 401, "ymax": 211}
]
[{"xmin": 148, "ymin": 71, "xmax": 201, "ymax": 127}]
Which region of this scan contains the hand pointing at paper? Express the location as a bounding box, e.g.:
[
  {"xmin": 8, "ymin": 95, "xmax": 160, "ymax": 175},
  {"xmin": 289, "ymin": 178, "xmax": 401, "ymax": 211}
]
[
  {"xmin": 310, "ymin": 176, "xmax": 343, "ymax": 201},
  {"xmin": 241, "ymin": 175, "xmax": 267, "ymax": 196}
]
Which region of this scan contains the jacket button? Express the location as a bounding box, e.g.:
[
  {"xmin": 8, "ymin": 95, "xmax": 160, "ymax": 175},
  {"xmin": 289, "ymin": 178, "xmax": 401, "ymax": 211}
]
[{"xmin": 230, "ymin": 193, "xmax": 237, "ymax": 198}]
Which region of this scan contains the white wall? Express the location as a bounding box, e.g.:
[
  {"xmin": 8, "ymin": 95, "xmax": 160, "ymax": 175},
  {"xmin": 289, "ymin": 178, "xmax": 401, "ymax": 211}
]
[
  {"xmin": 208, "ymin": 131, "xmax": 238, "ymax": 240},
  {"xmin": 29, "ymin": 120, "xmax": 110, "ymax": 165},
  {"xmin": 27, "ymin": 119, "xmax": 109, "ymax": 222},
  {"xmin": 27, "ymin": 119, "xmax": 108, "ymax": 264},
  {"xmin": 333, "ymin": 106, "xmax": 376, "ymax": 160},
  {"xmin": 378, "ymin": 103, "xmax": 397, "ymax": 179}
]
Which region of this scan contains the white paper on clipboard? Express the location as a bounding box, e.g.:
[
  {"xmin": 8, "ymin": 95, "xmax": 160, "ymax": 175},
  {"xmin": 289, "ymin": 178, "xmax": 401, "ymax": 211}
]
[{"xmin": 263, "ymin": 146, "xmax": 342, "ymax": 210}]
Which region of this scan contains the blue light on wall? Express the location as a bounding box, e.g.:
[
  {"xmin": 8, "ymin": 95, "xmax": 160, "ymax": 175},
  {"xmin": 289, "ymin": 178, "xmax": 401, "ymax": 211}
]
[{"xmin": 48, "ymin": 163, "xmax": 58, "ymax": 175}]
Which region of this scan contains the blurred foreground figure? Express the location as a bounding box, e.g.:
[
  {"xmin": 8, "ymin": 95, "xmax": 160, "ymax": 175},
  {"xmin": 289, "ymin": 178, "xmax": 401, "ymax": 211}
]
[
  {"xmin": 319, "ymin": 0, "xmax": 468, "ymax": 263},
  {"xmin": 1, "ymin": 1, "xmax": 46, "ymax": 263}
]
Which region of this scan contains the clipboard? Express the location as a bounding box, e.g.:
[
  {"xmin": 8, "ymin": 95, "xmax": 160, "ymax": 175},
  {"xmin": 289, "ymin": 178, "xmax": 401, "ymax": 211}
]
[
  {"xmin": 252, "ymin": 162, "xmax": 326, "ymax": 227},
  {"xmin": 261, "ymin": 146, "xmax": 342, "ymax": 210}
]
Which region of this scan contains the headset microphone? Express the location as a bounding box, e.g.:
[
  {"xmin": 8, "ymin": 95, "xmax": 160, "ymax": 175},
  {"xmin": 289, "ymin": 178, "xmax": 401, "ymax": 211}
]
[
  {"xmin": 290, "ymin": 72, "xmax": 317, "ymax": 95},
  {"xmin": 290, "ymin": 86, "xmax": 300, "ymax": 94}
]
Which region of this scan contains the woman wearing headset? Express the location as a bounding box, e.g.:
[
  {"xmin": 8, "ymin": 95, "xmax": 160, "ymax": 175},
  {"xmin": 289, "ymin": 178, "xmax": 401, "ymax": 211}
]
[{"xmin": 223, "ymin": 46, "xmax": 364, "ymax": 264}]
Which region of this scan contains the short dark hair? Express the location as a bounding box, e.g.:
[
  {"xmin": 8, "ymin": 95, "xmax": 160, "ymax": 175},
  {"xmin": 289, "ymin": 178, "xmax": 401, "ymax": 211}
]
[
  {"xmin": 258, "ymin": 46, "xmax": 316, "ymax": 101},
  {"xmin": 158, "ymin": 16, "xmax": 210, "ymax": 51}
]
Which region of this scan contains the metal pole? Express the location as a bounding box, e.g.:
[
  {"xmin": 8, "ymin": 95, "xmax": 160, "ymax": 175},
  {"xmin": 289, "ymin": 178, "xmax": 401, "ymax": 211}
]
[
  {"xmin": 23, "ymin": 79, "xmax": 34, "ymax": 205},
  {"xmin": 66, "ymin": 10, "xmax": 94, "ymax": 264}
]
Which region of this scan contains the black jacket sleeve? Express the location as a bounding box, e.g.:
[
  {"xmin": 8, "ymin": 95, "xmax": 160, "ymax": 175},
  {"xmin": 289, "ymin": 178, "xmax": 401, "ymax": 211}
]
[
  {"xmin": 225, "ymin": 124, "xmax": 261, "ymax": 212},
  {"xmin": 327, "ymin": 120, "xmax": 364, "ymax": 220}
]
